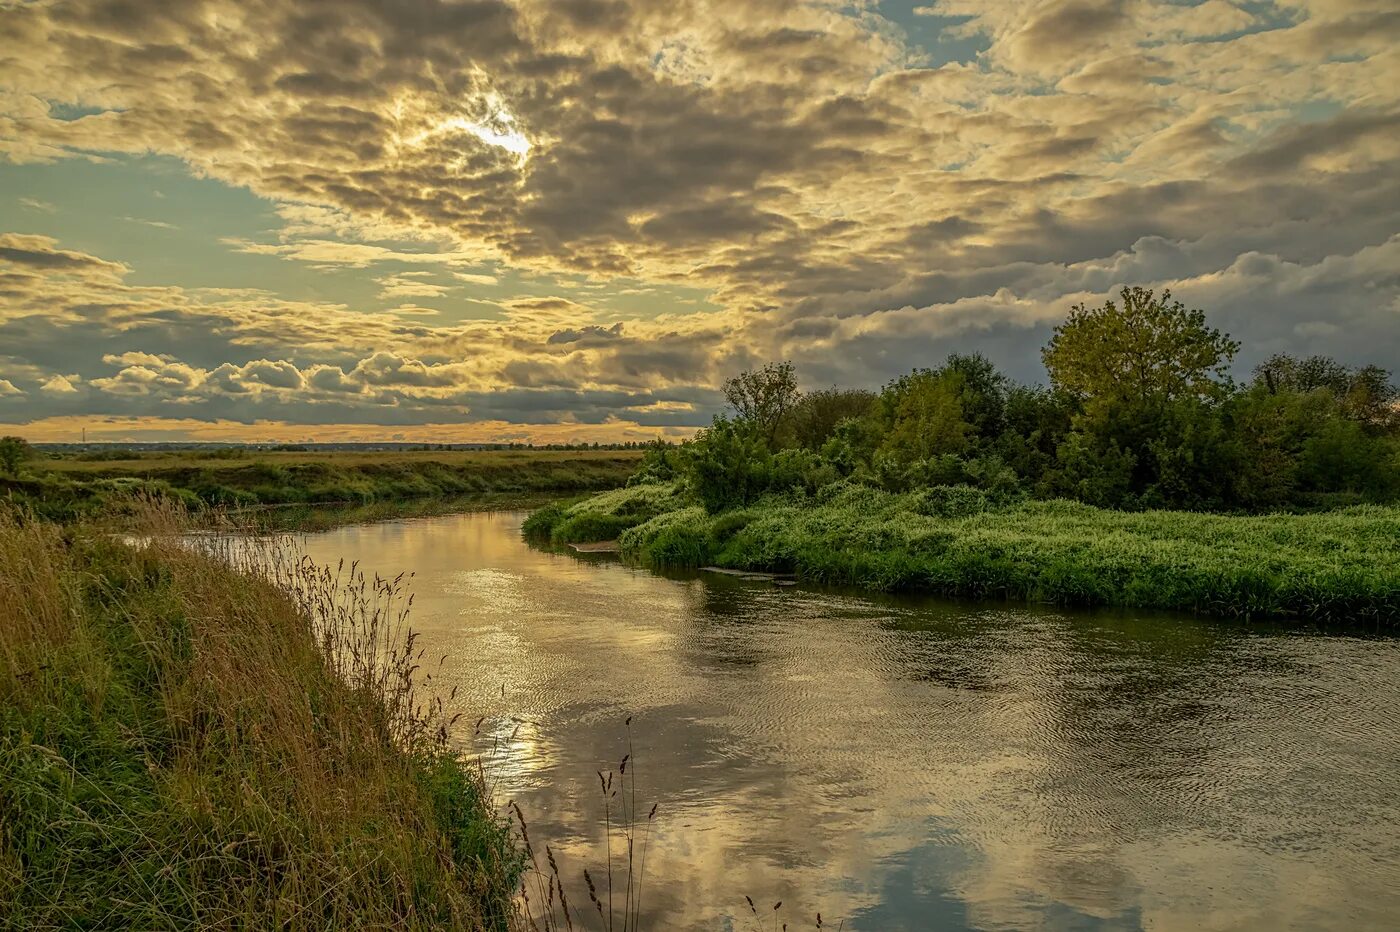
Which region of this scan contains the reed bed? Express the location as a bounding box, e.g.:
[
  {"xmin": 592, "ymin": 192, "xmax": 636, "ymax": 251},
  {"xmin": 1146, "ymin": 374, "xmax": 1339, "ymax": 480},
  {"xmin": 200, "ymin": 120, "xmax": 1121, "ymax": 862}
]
[{"xmin": 0, "ymin": 502, "xmax": 521, "ymax": 929}]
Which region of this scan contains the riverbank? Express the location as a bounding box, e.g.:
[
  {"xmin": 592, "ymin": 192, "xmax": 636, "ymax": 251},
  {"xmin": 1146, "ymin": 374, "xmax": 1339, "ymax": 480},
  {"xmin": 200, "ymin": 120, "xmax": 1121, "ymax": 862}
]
[
  {"xmin": 525, "ymin": 482, "xmax": 1400, "ymax": 624},
  {"xmin": 0, "ymin": 511, "xmax": 520, "ymax": 928},
  {"xmin": 4, "ymin": 448, "xmax": 642, "ymax": 522}
]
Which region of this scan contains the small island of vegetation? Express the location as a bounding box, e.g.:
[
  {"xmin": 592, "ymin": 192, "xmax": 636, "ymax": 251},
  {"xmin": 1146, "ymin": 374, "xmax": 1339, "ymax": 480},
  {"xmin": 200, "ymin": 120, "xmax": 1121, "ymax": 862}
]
[{"xmin": 526, "ymin": 288, "xmax": 1400, "ymax": 624}]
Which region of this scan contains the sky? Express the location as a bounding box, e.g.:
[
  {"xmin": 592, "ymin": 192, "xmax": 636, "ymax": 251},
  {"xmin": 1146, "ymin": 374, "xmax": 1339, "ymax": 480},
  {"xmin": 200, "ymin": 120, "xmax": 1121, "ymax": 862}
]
[{"xmin": 0, "ymin": 0, "xmax": 1396, "ymax": 444}]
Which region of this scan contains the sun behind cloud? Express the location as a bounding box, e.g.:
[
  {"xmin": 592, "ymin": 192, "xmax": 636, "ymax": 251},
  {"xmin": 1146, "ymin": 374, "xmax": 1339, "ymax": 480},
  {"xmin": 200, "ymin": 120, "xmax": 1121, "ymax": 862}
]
[{"xmin": 1, "ymin": 0, "xmax": 1397, "ymax": 442}]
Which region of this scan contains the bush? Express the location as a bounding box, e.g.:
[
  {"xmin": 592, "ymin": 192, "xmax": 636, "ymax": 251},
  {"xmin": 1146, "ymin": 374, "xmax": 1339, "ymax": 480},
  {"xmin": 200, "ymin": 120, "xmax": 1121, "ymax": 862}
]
[
  {"xmin": 0, "ymin": 437, "xmax": 31, "ymax": 477},
  {"xmin": 682, "ymin": 418, "xmax": 777, "ymax": 513},
  {"xmin": 911, "ymin": 485, "xmax": 993, "ymax": 519}
]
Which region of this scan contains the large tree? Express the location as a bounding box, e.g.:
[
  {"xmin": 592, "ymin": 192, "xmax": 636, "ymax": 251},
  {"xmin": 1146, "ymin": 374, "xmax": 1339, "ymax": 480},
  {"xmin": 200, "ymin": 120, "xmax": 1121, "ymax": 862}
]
[{"xmin": 1043, "ymin": 286, "xmax": 1239, "ymax": 412}]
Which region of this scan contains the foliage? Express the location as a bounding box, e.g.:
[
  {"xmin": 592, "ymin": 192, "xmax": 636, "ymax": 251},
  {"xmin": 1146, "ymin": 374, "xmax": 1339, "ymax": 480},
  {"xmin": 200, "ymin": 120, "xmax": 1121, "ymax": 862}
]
[
  {"xmin": 1255, "ymin": 353, "xmax": 1399, "ymax": 428},
  {"xmin": 628, "ymin": 439, "xmax": 681, "ymax": 485},
  {"xmin": 0, "ymin": 437, "xmax": 31, "ymax": 477},
  {"xmin": 785, "ymin": 388, "xmax": 878, "ymax": 451},
  {"xmin": 683, "ymin": 418, "xmax": 778, "ymax": 512},
  {"xmin": 525, "ymin": 286, "xmax": 1400, "ymax": 620},
  {"xmin": 1043, "ymin": 286, "xmax": 1240, "ymax": 411},
  {"xmin": 877, "ymin": 369, "xmax": 971, "ymax": 466}
]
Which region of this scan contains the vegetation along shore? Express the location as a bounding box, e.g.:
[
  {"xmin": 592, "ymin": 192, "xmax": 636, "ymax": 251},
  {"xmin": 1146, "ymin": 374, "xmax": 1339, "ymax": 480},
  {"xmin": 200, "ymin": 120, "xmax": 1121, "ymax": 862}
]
[
  {"xmin": 0, "ymin": 447, "xmax": 642, "ymax": 523},
  {"xmin": 526, "ymin": 289, "xmax": 1400, "ymax": 624},
  {"xmin": 0, "ymin": 506, "xmax": 521, "ymax": 928}
]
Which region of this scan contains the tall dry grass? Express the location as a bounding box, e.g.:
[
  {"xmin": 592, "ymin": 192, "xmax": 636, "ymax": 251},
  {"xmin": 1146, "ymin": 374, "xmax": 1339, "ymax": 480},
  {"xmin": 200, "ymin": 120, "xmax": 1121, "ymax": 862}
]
[{"xmin": 0, "ymin": 502, "xmax": 520, "ymax": 930}]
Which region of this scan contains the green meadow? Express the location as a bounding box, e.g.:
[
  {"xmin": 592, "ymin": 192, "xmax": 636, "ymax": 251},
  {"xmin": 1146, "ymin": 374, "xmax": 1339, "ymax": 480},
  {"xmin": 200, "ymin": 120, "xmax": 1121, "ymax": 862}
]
[{"xmin": 1, "ymin": 448, "xmax": 642, "ymax": 522}]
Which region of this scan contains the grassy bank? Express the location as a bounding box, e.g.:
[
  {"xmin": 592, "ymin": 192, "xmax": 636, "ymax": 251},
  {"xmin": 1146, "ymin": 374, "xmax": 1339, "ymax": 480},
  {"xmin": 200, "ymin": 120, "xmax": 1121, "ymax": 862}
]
[
  {"xmin": 526, "ymin": 482, "xmax": 1400, "ymax": 624},
  {"xmin": 4, "ymin": 449, "xmax": 642, "ymax": 522},
  {"xmin": 0, "ymin": 511, "xmax": 520, "ymax": 929}
]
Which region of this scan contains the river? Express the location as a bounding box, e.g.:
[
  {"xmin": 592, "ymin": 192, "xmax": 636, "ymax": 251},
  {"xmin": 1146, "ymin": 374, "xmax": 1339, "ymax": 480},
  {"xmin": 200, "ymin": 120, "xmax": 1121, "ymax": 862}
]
[{"xmin": 296, "ymin": 509, "xmax": 1400, "ymax": 931}]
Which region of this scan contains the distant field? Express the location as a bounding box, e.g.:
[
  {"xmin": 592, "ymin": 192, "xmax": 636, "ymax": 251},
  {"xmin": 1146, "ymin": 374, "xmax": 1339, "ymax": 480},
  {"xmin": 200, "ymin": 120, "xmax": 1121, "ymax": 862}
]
[
  {"xmin": 38, "ymin": 448, "xmax": 639, "ymax": 473},
  {"xmin": 6, "ymin": 449, "xmax": 643, "ymax": 521}
]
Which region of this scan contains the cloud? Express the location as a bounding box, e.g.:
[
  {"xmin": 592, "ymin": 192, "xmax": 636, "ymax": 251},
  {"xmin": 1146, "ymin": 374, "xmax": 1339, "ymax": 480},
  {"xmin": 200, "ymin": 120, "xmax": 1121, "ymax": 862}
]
[
  {"xmin": 40, "ymin": 374, "xmax": 79, "ymax": 394},
  {"xmin": 547, "ymin": 322, "xmax": 625, "ymax": 345},
  {"xmin": 0, "ymin": 0, "xmax": 1396, "ymax": 438},
  {"xmin": 0, "ymin": 379, "xmax": 22, "ymax": 396},
  {"xmin": 376, "ymin": 273, "xmax": 451, "ymax": 299},
  {"xmin": 0, "ymin": 234, "xmax": 128, "ymax": 275},
  {"xmin": 223, "ymin": 239, "xmax": 482, "ymax": 270}
]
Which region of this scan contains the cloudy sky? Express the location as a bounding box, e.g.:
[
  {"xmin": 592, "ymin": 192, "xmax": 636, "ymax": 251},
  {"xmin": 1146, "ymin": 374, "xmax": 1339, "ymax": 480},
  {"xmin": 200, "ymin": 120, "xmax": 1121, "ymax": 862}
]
[{"xmin": 0, "ymin": 0, "xmax": 1396, "ymax": 443}]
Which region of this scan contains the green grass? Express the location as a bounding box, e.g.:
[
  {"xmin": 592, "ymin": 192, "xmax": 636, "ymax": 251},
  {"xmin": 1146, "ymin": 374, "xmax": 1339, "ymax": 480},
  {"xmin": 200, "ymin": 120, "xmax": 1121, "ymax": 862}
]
[
  {"xmin": 520, "ymin": 482, "xmax": 686, "ymax": 546},
  {"xmin": 0, "ymin": 510, "xmax": 521, "ymax": 929},
  {"xmin": 4, "ymin": 449, "xmax": 642, "ymax": 522},
  {"xmin": 535, "ymin": 482, "xmax": 1400, "ymax": 623}
]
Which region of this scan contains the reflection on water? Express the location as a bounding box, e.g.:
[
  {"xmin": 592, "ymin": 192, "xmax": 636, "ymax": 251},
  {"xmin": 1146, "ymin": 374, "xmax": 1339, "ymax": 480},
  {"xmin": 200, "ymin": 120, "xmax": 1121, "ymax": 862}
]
[{"xmin": 297, "ymin": 510, "xmax": 1400, "ymax": 931}]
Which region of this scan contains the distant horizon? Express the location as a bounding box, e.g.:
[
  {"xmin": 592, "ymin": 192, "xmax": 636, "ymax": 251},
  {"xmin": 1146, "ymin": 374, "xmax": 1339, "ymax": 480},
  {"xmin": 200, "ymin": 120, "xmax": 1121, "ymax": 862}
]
[{"xmin": 3, "ymin": 1, "xmax": 1397, "ymax": 442}]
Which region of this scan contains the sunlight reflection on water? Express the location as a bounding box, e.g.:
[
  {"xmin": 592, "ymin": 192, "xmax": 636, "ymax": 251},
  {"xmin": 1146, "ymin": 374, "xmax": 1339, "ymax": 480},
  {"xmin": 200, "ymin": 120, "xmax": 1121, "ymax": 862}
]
[{"xmin": 297, "ymin": 510, "xmax": 1400, "ymax": 931}]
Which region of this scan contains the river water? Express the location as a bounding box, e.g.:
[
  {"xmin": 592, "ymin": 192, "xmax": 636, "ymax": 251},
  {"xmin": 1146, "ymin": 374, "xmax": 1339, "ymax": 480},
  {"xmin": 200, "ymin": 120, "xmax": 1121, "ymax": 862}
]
[{"xmin": 297, "ymin": 509, "xmax": 1400, "ymax": 930}]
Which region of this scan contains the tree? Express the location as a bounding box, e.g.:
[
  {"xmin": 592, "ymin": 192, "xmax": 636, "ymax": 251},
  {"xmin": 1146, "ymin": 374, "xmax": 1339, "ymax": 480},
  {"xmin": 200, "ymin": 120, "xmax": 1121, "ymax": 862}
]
[
  {"xmin": 878, "ymin": 370, "xmax": 970, "ymax": 464},
  {"xmin": 787, "ymin": 387, "xmax": 877, "ymax": 450},
  {"xmin": 994, "ymin": 385, "xmax": 1074, "ymax": 491},
  {"xmin": 1043, "ymin": 286, "xmax": 1239, "ymax": 412},
  {"xmin": 1040, "ymin": 288, "xmax": 1240, "ymax": 504},
  {"xmin": 1254, "ymin": 353, "xmax": 1352, "ymax": 396},
  {"xmin": 722, "ymin": 361, "xmax": 800, "ymax": 447},
  {"xmin": 0, "ymin": 436, "xmax": 32, "ymax": 476},
  {"xmin": 1255, "ymin": 354, "xmax": 1398, "ymax": 430},
  {"xmin": 936, "ymin": 352, "xmax": 1009, "ymax": 442}
]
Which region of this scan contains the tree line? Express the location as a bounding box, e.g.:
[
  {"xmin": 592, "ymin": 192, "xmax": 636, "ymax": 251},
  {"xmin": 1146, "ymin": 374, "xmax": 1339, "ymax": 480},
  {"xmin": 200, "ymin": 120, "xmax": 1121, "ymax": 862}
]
[{"xmin": 640, "ymin": 287, "xmax": 1399, "ymax": 513}]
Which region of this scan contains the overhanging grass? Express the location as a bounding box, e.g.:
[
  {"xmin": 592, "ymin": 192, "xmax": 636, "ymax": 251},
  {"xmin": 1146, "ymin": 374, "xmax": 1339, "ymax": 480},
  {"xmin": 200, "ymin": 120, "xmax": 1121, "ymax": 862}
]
[
  {"xmin": 0, "ymin": 511, "xmax": 521, "ymax": 929},
  {"xmin": 537, "ymin": 482, "xmax": 1400, "ymax": 623},
  {"xmin": 520, "ymin": 482, "xmax": 686, "ymax": 546}
]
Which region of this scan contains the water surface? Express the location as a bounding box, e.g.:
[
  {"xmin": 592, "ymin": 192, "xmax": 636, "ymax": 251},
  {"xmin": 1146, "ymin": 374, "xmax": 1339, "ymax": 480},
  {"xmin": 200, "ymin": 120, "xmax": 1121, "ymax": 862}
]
[{"xmin": 298, "ymin": 510, "xmax": 1400, "ymax": 930}]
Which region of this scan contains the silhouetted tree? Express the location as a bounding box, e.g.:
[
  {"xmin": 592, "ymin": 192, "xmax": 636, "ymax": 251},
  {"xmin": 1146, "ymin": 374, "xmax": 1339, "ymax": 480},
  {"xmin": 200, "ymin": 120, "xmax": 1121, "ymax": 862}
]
[{"xmin": 723, "ymin": 361, "xmax": 800, "ymax": 446}]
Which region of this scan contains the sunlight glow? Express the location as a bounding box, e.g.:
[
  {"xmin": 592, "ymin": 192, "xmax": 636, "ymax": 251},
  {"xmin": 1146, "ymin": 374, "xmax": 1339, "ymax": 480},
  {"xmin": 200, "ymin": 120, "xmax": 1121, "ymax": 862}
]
[{"xmin": 434, "ymin": 114, "xmax": 531, "ymax": 157}]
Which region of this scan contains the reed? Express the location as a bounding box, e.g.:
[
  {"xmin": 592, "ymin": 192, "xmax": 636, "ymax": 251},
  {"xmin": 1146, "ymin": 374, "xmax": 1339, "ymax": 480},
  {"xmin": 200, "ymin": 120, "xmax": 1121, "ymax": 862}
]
[{"xmin": 509, "ymin": 718, "xmax": 659, "ymax": 932}]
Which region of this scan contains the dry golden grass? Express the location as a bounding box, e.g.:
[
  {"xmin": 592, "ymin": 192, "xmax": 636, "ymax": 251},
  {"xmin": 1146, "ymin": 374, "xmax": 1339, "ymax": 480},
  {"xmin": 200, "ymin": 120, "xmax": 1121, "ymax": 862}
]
[{"xmin": 0, "ymin": 502, "xmax": 521, "ymax": 930}]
